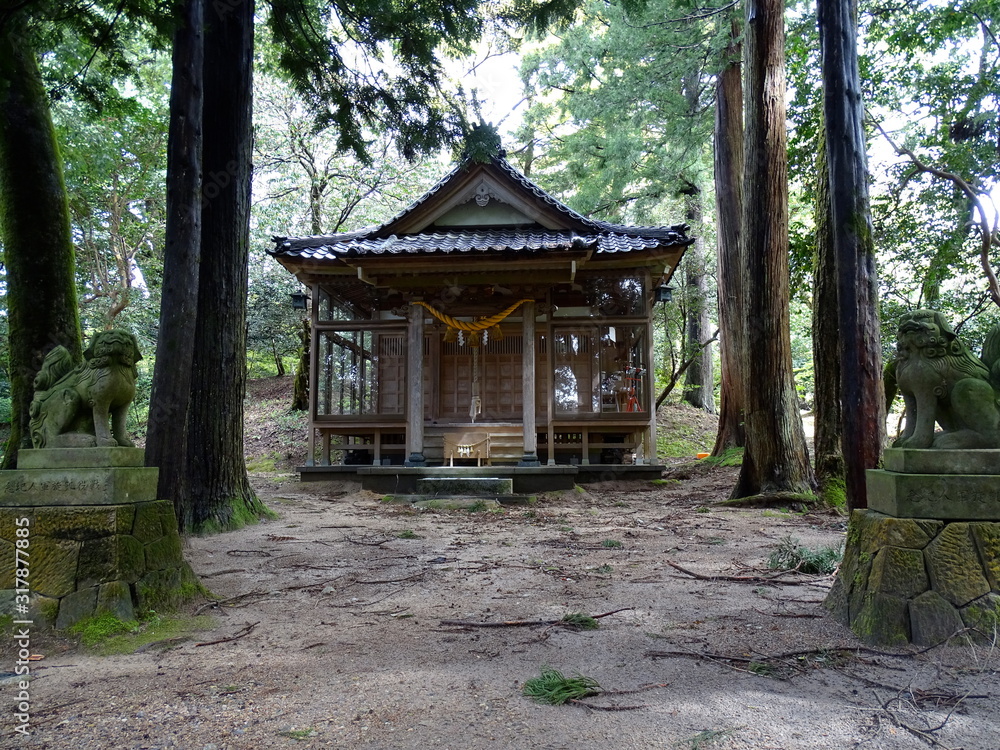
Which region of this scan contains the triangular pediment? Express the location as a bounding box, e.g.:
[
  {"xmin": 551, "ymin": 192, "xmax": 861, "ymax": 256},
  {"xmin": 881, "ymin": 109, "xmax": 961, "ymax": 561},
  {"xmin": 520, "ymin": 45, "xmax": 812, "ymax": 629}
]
[{"xmin": 376, "ymin": 160, "xmax": 582, "ymax": 236}]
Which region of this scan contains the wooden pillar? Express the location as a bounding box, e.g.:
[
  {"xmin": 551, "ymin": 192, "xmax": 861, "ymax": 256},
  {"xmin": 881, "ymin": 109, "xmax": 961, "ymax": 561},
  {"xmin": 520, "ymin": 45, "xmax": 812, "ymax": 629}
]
[
  {"xmin": 645, "ymin": 292, "xmax": 657, "ymax": 465},
  {"xmin": 306, "ymin": 283, "xmax": 319, "ymax": 465},
  {"xmin": 545, "ymin": 298, "xmax": 555, "ymax": 465},
  {"xmin": 520, "ymin": 300, "xmax": 540, "ymax": 466},
  {"xmin": 405, "ymin": 304, "xmax": 426, "ymax": 466}
]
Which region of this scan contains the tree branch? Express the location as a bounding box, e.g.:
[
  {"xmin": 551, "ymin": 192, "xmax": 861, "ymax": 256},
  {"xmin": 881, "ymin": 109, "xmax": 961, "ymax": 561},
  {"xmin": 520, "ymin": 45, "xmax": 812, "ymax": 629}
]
[
  {"xmin": 873, "ymin": 118, "xmax": 1000, "ymax": 306},
  {"xmin": 656, "ymin": 329, "xmax": 719, "ymax": 409}
]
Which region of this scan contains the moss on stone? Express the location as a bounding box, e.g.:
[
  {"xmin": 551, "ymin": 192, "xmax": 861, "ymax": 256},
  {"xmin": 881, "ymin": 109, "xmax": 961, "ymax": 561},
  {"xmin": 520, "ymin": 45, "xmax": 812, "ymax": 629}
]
[
  {"xmin": 96, "ymin": 580, "xmax": 135, "ymax": 622},
  {"xmin": 970, "ymin": 523, "xmax": 1000, "ymax": 590},
  {"xmin": 55, "ymin": 587, "xmax": 99, "ymax": 629},
  {"xmin": 32, "ymin": 594, "xmax": 59, "ymax": 627},
  {"xmin": 33, "ymin": 505, "xmax": 133, "ymax": 541},
  {"xmin": 851, "ymin": 592, "xmax": 910, "ymax": 646},
  {"xmin": 925, "ymin": 523, "xmax": 991, "ymax": 606},
  {"xmin": 30, "ymin": 537, "xmax": 81, "ymax": 598},
  {"xmin": 960, "ymin": 592, "xmax": 1000, "ymax": 637},
  {"xmin": 0, "ymin": 539, "xmax": 13, "ymax": 589},
  {"xmin": 855, "ymin": 510, "xmax": 939, "ymax": 551},
  {"xmin": 144, "ymin": 534, "xmax": 184, "ymax": 571},
  {"xmin": 909, "ymin": 590, "xmax": 964, "ymax": 647},
  {"xmin": 131, "ymin": 502, "xmax": 165, "ymax": 544},
  {"xmin": 78, "ymin": 535, "xmax": 145, "ymax": 588},
  {"xmin": 868, "ymin": 546, "xmax": 928, "ymax": 599},
  {"xmin": 135, "ymin": 563, "xmax": 200, "ymax": 612}
]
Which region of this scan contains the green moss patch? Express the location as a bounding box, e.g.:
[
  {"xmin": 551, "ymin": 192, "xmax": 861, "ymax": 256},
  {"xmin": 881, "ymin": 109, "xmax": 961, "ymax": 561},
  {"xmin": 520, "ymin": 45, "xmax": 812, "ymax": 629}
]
[{"xmin": 69, "ymin": 612, "xmax": 216, "ymax": 655}]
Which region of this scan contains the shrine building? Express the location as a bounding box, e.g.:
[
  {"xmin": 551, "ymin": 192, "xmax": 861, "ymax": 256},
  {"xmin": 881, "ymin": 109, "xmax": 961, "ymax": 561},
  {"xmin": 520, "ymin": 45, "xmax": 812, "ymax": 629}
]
[{"xmin": 269, "ymin": 143, "xmax": 692, "ymax": 490}]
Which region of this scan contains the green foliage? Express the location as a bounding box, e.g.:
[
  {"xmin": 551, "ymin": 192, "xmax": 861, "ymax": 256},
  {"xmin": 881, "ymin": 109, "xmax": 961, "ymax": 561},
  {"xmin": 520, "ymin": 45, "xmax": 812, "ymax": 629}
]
[
  {"xmin": 559, "ymin": 612, "xmax": 599, "ymax": 629},
  {"xmin": 522, "ymin": 667, "xmax": 601, "ymax": 705},
  {"xmin": 517, "ymin": 0, "xmax": 721, "ymax": 223},
  {"xmin": 264, "ymin": 0, "xmax": 484, "ymax": 161},
  {"xmin": 68, "ymin": 612, "xmax": 140, "ymax": 647},
  {"xmin": 69, "ymin": 611, "xmax": 215, "ymax": 655},
  {"xmin": 767, "ymin": 536, "xmax": 843, "ymax": 575},
  {"xmin": 601, "ymin": 539, "xmax": 623, "ymax": 549},
  {"xmin": 701, "ymin": 448, "xmax": 744, "ymax": 467},
  {"xmin": 819, "ymin": 475, "xmax": 847, "ymax": 509},
  {"xmin": 194, "ymin": 498, "xmax": 279, "ymax": 535}
]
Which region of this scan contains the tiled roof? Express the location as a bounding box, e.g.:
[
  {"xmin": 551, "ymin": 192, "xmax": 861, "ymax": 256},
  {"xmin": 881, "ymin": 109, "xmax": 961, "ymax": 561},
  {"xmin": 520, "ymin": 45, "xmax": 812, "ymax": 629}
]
[
  {"xmin": 272, "ymin": 228, "xmax": 680, "ymax": 260},
  {"xmin": 270, "ymin": 154, "xmax": 692, "ymax": 260}
]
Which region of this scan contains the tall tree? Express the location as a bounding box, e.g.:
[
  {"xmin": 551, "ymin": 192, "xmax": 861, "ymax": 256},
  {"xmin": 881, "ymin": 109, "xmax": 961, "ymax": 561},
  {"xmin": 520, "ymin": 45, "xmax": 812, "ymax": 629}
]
[
  {"xmin": 182, "ymin": 0, "xmax": 267, "ymax": 530},
  {"xmin": 147, "ymin": 0, "xmax": 493, "ymax": 529},
  {"xmin": 0, "ymin": 12, "xmax": 83, "ymax": 468},
  {"xmin": 710, "ymin": 13, "xmax": 745, "ymax": 455},
  {"xmin": 732, "ymin": 0, "xmax": 814, "ymax": 499},
  {"xmin": 810, "ymin": 118, "xmax": 846, "ymax": 502},
  {"xmin": 145, "ymin": 0, "xmax": 204, "ymax": 520},
  {"xmin": 0, "ymin": 1, "xmax": 173, "ymax": 466},
  {"xmin": 818, "ymin": 0, "xmax": 882, "ymax": 510}
]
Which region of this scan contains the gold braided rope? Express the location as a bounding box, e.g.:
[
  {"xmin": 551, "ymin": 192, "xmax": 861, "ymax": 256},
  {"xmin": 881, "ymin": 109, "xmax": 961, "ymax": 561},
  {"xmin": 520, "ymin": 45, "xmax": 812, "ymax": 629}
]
[{"xmin": 411, "ymin": 299, "xmax": 532, "ymax": 332}]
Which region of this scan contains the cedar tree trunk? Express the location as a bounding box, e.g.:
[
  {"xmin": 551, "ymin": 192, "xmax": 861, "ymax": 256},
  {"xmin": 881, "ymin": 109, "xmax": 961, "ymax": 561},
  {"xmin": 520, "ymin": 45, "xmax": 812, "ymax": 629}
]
[
  {"xmin": 818, "ymin": 0, "xmax": 884, "ymax": 510},
  {"xmin": 811, "ymin": 119, "xmax": 846, "ymax": 500},
  {"xmin": 681, "ymin": 185, "xmax": 716, "ymax": 413},
  {"xmin": 0, "ymin": 18, "xmax": 82, "ymax": 468},
  {"xmin": 733, "ymin": 0, "xmax": 814, "ymax": 498},
  {"xmin": 182, "ymin": 0, "xmax": 268, "ymax": 530},
  {"xmin": 711, "ymin": 17, "xmax": 746, "ymax": 455},
  {"xmin": 146, "ymin": 0, "xmax": 204, "ymax": 504}
]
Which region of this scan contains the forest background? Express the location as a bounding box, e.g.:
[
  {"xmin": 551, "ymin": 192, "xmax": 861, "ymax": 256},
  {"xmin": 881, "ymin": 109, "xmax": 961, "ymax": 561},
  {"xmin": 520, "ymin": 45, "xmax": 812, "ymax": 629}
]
[{"xmin": 0, "ymin": 0, "xmax": 997, "ymax": 529}]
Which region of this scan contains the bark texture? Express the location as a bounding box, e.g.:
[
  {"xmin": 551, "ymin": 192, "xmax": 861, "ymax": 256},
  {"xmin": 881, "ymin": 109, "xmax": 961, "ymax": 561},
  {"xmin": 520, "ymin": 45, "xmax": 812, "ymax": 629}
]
[
  {"xmin": 681, "ymin": 186, "xmax": 716, "ymax": 413},
  {"xmin": 711, "ymin": 17, "xmax": 746, "ymax": 456},
  {"xmin": 733, "ymin": 0, "xmax": 814, "ymax": 498},
  {"xmin": 182, "ymin": 0, "xmax": 267, "ymax": 530},
  {"xmin": 811, "ymin": 119, "xmax": 846, "ymax": 499},
  {"xmin": 0, "ymin": 19, "xmax": 82, "ymax": 469},
  {"xmin": 818, "ymin": 0, "xmax": 884, "ymax": 510},
  {"xmin": 146, "ymin": 0, "xmax": 204, "ymax": 503},
  {"xmin": 292, "ymin": 318, "xmax": 309, "ymax": 411}
]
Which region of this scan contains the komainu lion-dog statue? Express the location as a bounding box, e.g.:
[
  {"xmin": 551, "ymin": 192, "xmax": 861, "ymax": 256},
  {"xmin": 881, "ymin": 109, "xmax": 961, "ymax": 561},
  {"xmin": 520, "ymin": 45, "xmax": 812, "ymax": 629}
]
[
  {"xmin": 892, "ymin": 309, "xmax": 1000, "ymax": 449},
  {"xmin": 29, "ymin": 330, "xmax": 142, "ymax": 449}
]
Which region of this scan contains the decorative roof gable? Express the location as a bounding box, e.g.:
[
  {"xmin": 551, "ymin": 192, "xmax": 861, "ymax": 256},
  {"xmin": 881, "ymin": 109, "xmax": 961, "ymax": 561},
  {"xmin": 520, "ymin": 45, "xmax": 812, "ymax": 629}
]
[{"xmin": 270, "ymin": 153, "xmax": 692, "ymax": 263}]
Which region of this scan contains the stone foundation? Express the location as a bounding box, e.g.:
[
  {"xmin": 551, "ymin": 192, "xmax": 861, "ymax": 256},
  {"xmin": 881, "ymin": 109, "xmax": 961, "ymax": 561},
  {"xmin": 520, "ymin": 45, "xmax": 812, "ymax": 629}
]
[
  {"xmin": 826, "ymin": 510, "xmax": 1000, "ymax": 645},
  {"xmin": 0, "ymin": 448, "xmax": 197, "ymax": 628}
]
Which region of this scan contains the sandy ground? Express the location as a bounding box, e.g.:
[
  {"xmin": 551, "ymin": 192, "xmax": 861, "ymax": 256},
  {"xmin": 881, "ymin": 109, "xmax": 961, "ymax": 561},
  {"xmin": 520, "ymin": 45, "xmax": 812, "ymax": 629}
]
[{"xmin": 4, "ymin": 468, "xmax": 999, "ymax": 750}]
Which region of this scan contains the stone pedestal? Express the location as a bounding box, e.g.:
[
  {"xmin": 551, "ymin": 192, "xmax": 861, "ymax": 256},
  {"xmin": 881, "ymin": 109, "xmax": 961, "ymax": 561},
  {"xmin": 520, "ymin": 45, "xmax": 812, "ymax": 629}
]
[
  {"xmin": 0, "ymin": 448, "xmax": 197, "ymax": 628},
  {"xmin": 826, "ymin": 449, "xmax": 1000, "ymax": 645}
]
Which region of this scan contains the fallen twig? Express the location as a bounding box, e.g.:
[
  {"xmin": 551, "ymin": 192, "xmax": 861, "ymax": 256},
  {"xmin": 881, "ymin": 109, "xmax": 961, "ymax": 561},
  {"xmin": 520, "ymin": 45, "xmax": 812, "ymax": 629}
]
[
  {"xmin": 665, "ymin": 559, "xmax": 824, "ymax": 585},
  {"xmin": 199, "ymin": 568, "xmax": 245, "ymax": 578},
  {"xmin": 441, "ymin": 617, "xmax": 563, "ymax": 628},
  {"xmin": 441, "ymin": 608, "xmax": 632, "ymax": 629},
  {"xmin": 195, "ymin": 622, "xmax": 259, "ymax": 647},
  {"xmin": 354, "ymin": 570, "xmax": 426, "ymax": 585},
  {"xmin": 878, "ymin": 689, "xmax": 965, "ymax": 750},
  {"xmin": 193, "ymin": 589, "xmax": 268, "ymax": 615},
  {"xmin": 569, "ymin": 699, "xmax": 646, "ymax": 711},
  {"xmin": 341, "ymin": 535, "xmax": 393, "ymax": 547}
]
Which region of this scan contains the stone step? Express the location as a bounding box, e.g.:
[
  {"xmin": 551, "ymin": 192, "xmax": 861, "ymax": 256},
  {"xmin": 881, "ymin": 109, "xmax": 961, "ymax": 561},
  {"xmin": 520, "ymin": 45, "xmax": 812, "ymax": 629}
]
[
  {"xmin": 386, "ymin": 494, "xmax": 536, "ymax": 508},
  {"xmin": 416, "ymin": 476, "xmax": 513, "ymax": 495}
]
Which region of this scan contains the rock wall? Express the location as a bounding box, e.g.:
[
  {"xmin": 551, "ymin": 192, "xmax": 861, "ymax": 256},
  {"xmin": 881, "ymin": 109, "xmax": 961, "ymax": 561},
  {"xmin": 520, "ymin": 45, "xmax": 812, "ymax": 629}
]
[
  {"xmin": 825, "ymin": 510, "xmax": 1000, "ymax": 646},
  {"xmin": 0, "ymin": 448, "xmax": 197, "ymax": 628}
]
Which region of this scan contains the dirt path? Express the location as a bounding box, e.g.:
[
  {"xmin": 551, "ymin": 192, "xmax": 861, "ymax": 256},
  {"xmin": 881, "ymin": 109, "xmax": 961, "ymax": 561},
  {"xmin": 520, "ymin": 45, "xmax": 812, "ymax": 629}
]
[{"xmin": 7, "ymin": 472, "xmax": 999, "ymax": 749}]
